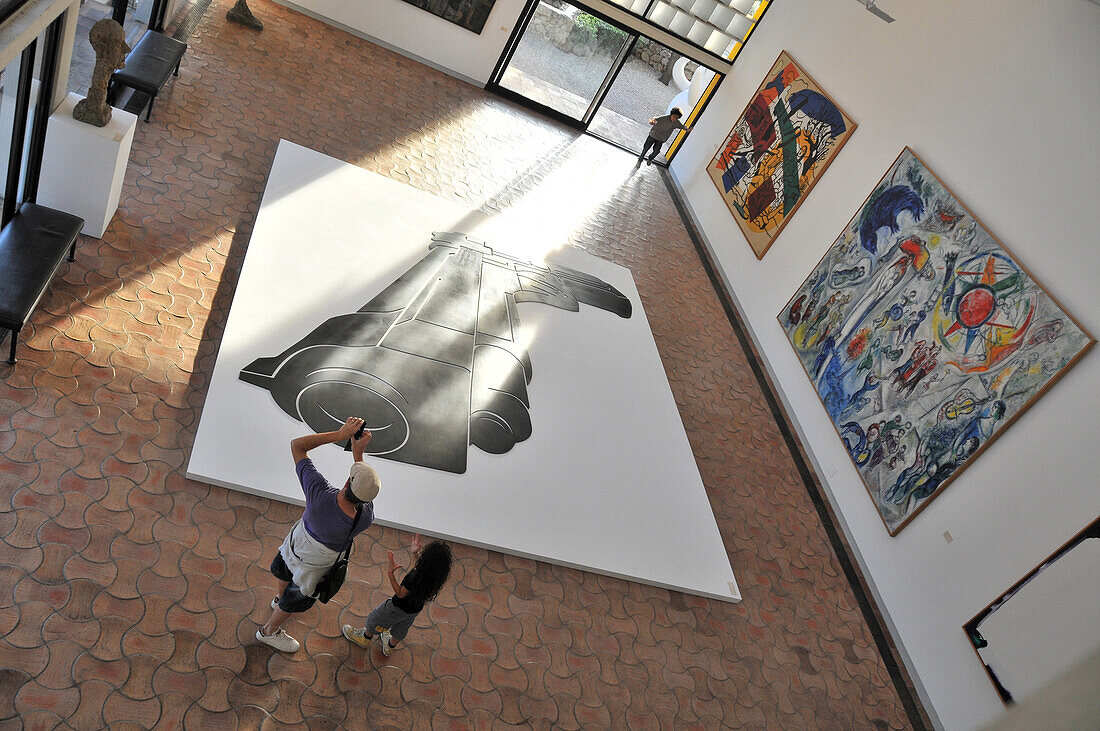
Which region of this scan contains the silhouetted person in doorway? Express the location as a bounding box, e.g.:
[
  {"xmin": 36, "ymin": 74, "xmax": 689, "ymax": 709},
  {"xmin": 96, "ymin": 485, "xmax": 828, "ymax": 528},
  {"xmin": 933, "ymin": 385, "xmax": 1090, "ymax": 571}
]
[{"xmin": 640, "ymin": 107, "xmax": 688, "ymax": 165}]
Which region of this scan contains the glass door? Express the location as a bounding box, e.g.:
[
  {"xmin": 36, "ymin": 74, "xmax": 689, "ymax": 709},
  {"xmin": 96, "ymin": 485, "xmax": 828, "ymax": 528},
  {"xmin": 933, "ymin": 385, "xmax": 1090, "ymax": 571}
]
[
  {"xmin": 490, "ymin": 0, "xmax": 636, "ymax": 125},
  {"xmin": 587, "ymin": 38, "xmax": 717, "ymax": 164},
  {"xmin": 488, "ymin": 0, "xmax": 722, "ymax": 165}
]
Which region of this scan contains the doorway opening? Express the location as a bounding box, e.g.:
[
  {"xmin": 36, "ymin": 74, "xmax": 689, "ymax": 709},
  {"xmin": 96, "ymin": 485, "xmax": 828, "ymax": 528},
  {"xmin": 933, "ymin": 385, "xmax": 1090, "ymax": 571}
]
[{"xmin": 487, "ymin": 0, "xmax": 722, "ymax": 166}]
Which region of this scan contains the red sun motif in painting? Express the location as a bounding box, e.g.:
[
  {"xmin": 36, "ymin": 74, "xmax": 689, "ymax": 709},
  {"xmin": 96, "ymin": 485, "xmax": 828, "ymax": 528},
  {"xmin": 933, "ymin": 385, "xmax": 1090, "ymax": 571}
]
[{"xmin": 934, "ymin": 252, "xmax": 1036, "ymax": 374}]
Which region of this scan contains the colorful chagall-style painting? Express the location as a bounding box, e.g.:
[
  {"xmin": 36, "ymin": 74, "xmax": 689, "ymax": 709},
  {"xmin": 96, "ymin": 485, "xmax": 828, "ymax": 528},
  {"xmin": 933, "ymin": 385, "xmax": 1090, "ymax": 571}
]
[
  {"xmin": 779, "ymin": 148, "xmax": 1094, "ymax": 535},
  {"xmin": 707, "ymin": 51, "xmax": 856, "ymax": 259},
  {"xmin": 398, "ymin": 0, "xmax": 496, "ymax": 34}
]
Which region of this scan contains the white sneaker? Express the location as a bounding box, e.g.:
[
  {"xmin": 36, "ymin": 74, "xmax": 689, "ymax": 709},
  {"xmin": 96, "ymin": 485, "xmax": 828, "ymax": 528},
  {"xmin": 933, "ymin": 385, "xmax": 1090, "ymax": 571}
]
[
  {"xmin": 380, "ymin": 629, "xmax": 394, "ymax": 656},
  {"xmin": 256, "ymin": 627, "xmax": 299, "ymax": 652},
  {"xmin": 270, "ymin": 596, "xmax": 280, "ymax": 610}
]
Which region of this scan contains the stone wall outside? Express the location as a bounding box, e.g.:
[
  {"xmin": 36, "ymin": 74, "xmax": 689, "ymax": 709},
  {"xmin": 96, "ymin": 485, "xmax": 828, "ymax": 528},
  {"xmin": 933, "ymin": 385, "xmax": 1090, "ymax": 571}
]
[{"xmin": 525, "ymin": 4, "xmax": 699, "ymax": 79}]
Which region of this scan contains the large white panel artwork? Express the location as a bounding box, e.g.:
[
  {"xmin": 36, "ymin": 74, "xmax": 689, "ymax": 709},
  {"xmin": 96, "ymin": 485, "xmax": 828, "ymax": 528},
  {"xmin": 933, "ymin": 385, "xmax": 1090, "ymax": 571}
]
[{"xmin": 188, "ymin": 140, "xmax": 740, "ymax": 601}]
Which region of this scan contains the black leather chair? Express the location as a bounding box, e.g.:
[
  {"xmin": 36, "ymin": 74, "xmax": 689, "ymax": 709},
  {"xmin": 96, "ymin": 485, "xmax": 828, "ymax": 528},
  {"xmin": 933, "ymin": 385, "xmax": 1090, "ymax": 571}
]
[{"xmin": 0, "ymin": 202, "xmax": 84, "ymax": 364}]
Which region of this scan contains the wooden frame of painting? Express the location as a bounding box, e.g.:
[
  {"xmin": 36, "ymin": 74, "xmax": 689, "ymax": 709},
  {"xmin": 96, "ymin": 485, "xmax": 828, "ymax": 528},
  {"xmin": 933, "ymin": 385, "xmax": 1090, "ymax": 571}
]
[
  {"xmin": 963, "ymin": 515, "xmax": 1100, "ymax": 705},
  {"xmin": 706, "ymin": 50, "xmax": 857, "ymax": 259},
  {"xmin": 398, "ymin": 0, "xmax": 497, "ymax": 34},
  {"xmin": 778, "ymin": 147, "xmax": 1094, "ymax": 536}
]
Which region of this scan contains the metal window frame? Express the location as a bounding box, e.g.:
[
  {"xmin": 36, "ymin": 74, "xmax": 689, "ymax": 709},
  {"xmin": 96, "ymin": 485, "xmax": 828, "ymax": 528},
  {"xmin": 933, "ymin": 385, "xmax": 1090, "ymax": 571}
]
[
  {"xmin": 3, "ymin": 41, "xmax": 36, "ymax": 225},
  {"xmin": 23, "ymin": 13, "xmax": 63, "ymax": 204},
  {"xmin": 581, "ymin": 33, "xmax": 639, "ymax": 127},
  {"xmin": 150, "ymin": 0, "xmax": 169, "ymax": 32},
  {"xmin": 571, "ymin": 0, "xmax": 732, "ymax": 69},
  {"xmin": 486, "ymin": 0, "xmax": 726, "ymax": 166},
  {"xmin": 1, "ymin": 10, "xmax": 64, "ymax": 226},
  {"xmin": 488, "ymin": 0, "xmax": 645, "ymax": 129},
  {"xmin": 112, "ymin": 0, "xmax": 128, "ymax": 25}
]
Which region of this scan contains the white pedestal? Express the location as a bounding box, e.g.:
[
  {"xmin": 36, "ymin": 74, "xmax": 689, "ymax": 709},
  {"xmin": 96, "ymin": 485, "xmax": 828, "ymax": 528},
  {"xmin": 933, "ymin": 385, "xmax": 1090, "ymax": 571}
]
[{"xmin": 38, "ymin": 92, "xmax": 137, "ymax": 238}]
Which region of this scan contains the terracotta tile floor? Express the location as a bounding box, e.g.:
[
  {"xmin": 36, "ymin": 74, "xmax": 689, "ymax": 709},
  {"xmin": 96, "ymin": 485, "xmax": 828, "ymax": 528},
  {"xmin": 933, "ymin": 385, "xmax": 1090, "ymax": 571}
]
[{"xmin": 0, "ymin": 0, "xmax": 916, "ymax": 727}]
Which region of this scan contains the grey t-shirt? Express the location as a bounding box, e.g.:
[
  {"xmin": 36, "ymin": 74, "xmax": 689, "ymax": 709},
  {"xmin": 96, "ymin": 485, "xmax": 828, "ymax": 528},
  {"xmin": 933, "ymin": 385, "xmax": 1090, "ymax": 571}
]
[{"xmin": 649, "ymin": 115, "xmax": 687, "ymax": 142}]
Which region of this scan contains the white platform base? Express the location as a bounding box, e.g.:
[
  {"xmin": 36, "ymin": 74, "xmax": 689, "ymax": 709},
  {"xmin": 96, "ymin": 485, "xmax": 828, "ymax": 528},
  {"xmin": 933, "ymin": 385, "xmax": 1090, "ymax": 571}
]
[
  {"xmin": 38, "ymin": 92, "xmax": 137, "ymax": 238},
  {"xmin": 188, "ymin": 140, "xmax": 740, "ymax": 602}
]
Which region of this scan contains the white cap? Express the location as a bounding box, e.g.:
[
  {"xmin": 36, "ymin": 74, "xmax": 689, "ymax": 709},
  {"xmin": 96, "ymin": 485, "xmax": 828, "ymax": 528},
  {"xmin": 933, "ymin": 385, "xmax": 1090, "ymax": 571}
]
[{"xmin": 348, "ymin": 462, "xmax": 380, "ymax": 503}]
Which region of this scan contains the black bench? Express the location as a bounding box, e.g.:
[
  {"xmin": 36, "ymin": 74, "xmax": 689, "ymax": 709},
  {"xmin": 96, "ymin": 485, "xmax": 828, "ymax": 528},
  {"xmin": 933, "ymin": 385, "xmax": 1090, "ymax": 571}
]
[
  {"xmin": 0, "ymin": 203, "xmax": 84, "ymax": 364},
  {"xmin": 109, "ymin": 30, "xmax": 187, "ymax": 122}
]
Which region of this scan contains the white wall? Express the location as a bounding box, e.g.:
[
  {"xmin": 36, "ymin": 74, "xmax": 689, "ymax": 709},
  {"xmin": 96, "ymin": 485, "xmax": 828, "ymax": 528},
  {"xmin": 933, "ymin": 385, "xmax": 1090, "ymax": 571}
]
[
  {"xmin": 670, "ymin": 1, "xmax": 1100, "ymax": 729},
  {"xmin": 276, "ymin": 0, "xmax": 528, "ymax": 85}
]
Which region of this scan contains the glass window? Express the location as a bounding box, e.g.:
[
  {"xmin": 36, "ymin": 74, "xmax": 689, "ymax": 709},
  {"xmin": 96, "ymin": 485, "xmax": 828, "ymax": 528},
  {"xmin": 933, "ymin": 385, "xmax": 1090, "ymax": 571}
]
[
  {"xmin": 588, "ymin": 39, "xmax": 717, "ymax": 163},
  {"xmin": 68, "ymin": 0, "xmax": 149, "ymax": 97},
  {"xmin": 0, "ymin": 40, "xmax": 38, "ymax": 210},
  {"xmin": 498, "ymin": 0, "xmax": 633, "ymax": 121}
]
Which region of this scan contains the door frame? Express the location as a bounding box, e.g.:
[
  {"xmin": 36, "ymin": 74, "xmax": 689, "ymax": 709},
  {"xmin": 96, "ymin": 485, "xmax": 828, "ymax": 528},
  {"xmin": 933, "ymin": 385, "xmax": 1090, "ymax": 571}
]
[
  {"xmin": 2, "ymin": 11, "xmax": 65, "ymax": 226},
  {"xmin": 486, "ymin": 0, "xmax": 722, "ymax": 166},
  {"xmin": 486, "ymin": 0, "xmax": 640, "ymax": 131}
]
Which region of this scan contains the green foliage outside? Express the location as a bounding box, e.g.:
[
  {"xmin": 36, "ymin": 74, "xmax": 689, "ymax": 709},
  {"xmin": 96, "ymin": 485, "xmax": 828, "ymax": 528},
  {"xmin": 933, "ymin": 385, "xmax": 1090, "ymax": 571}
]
[{"xmin": 573, "ymin": 12, "xmax": 628, "ymax": 51}]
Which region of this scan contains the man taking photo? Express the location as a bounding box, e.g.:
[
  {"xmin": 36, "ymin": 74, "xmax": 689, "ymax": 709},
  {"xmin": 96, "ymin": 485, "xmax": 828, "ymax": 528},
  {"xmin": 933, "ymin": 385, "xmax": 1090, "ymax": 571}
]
[{"xmin": 256, "ymin": 417, "xmax": 379, "ymax": 652}]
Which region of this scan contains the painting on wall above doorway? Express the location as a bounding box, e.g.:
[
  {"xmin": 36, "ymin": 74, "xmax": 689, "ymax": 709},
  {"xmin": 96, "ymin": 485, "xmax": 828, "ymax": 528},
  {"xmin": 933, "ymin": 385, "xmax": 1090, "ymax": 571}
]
[
  {"xmin": 707, "ymin": 51, "xmax": 856, "ymax": 259},
  {"xmin": 400, "ymin": 0, "xmax": 497, "ymax": 34},
  {"xmin": 778, "ymin": 148, "xmax": 1094, "ymax": 535}
]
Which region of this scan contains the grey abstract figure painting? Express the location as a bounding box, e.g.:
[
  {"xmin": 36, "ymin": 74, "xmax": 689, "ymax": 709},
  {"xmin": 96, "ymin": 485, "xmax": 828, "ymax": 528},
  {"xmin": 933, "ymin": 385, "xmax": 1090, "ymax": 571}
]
[
  {"xmin": 240, "ymin": 232, "xmax": 632, "ymax": 473},
  {"xmin": 399, "ymin": 0, "xmax": 496, "ymax": 34}
]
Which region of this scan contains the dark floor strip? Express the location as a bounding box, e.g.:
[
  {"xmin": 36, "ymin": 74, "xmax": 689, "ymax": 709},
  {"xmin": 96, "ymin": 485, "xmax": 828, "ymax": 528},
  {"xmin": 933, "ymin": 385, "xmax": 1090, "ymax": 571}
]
[
  {"xmin": 121, "ymin": 89, "xmax": 150, "ymax": 118},
  {"xmin": 659, "ymin": 171, "xmax": 930, "ymax": 731},
  {"xmin": 171, "ymin": 0, "xmax": 215, "ymax": 40}
]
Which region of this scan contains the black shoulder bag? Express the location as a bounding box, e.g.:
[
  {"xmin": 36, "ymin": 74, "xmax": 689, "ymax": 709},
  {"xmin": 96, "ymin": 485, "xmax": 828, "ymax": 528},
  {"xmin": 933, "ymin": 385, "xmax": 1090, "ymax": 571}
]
[{"xmin": 313, "ymin": 506, "xmax": 362, "ymax": 604}]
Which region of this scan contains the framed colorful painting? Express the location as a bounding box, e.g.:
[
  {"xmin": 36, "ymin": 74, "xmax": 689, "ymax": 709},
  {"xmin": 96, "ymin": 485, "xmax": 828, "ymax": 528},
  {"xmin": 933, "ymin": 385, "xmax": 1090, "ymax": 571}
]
[
  {"xmin": 778, "ymin": 148, "xmax": 1094, "ymax": 535},
  {"xmin": 707, "ymin": 51, "xmax": 856, "ymax": 259}
]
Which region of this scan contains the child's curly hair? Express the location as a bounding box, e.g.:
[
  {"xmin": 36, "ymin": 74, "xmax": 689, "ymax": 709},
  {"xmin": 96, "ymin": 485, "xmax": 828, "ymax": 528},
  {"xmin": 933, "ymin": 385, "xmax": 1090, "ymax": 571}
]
[{"xmin": 405, "ymin": 541, "xmax": 453, "ymax": 602}]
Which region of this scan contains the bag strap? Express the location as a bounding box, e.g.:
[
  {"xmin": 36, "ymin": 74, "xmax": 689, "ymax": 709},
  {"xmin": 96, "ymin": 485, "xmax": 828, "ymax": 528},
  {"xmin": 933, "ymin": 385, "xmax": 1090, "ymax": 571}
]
[
  {"xmin": 310, "ymin": 506, "xmax": 362, "ymax": 600},
  {"xmin": 335, "ymin": 505, "xmax": 363, "ymax": 561}
]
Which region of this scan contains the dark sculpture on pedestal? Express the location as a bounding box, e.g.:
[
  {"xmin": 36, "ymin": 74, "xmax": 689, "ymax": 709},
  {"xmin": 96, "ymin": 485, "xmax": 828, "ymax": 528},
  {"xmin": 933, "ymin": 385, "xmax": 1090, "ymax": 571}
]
[
  {"xmin": 227, "ymin": 0, "xmax": 264, "ymax": 30},
  {"xmin": 73, "ymin": 20, "xmax": 130, "ymax": 128}
]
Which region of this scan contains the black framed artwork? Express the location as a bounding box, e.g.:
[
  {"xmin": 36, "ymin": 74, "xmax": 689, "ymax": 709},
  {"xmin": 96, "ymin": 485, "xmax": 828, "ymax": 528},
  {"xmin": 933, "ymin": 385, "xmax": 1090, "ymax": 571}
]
[{"xmin": 400, "ymin": 0, "xmax": 497, "ymax": 34}]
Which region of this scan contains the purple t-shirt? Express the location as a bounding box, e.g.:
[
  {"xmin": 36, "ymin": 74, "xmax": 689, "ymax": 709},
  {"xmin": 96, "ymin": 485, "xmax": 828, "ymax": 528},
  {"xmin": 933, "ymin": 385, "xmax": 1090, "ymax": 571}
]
[{"xmin": 297, "ymin": 458, "xmax": 374, "ymax": 551}]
